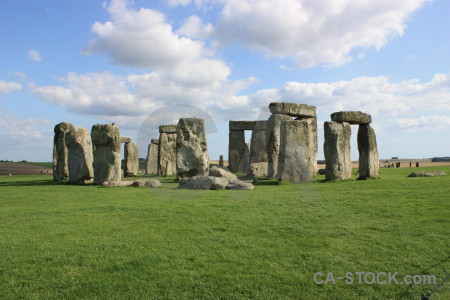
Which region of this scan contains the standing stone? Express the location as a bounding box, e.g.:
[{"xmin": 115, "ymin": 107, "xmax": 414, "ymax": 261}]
[
  {"xmin": 278, "ymin": 119, "xmax": 317, "ymax": 182},
  {"xmin": 53, "ymin": 122, "xmax": 73, "ymax": 181},
  {"xmin": 65, "ymin": 126, "xmax": 94, "ymax": 184},
  {"xmin": 91, "ymin": 124, "xmax": 122, "ymax": 184},
  {"xmin": 249, "ymin": 120, "xmax": 268, "ymax": 165},
  {"xmin": 267, "ymin": 114, "xmax": 291, "ymax": 178},
  {"xmin": 145, "ymin": 138, "xmax": 159, "ymax": 175},
  {"xmin": 124, "ymin": 142, "xmax": 139, "ymax": 177},
  {"xmin": 323, "ymin": 121, "xmax": 352, "ymax": 180},
  {"xmin": 357, "ymin": 124, "xmax": 379, "ymax": 179},
  {"xmin": 176, "ymin": 118, "xmax": 209, "ymax": 179},
  {"xmin": 158, "ymin": 124, "xmax": 177, "ymax": 176},
  {"xmin": 219, "ymin": 155, "xmax": 224, "ymax": 167},
  {"xmin": 238, "ymin": 143, "xmax": 250, "ymax": 173},
  {"xmin": 228, "ymin": 129, "xmax": 246, "ymax": 173}
]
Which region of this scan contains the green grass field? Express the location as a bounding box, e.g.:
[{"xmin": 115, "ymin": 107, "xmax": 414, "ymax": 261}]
[{"xmin": 0, "ymin": 166, "xmax": 449, "ymax": 299}]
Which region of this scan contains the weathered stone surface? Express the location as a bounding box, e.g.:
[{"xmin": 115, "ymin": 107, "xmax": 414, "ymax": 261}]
[
  {"xmin": 132, "ymin": 179, "xmax": 161, "ymax": 187},
  {"xmin": 247, "ymin": 162, "xmax": 268, "ymax": 177},
  {"xmin": 331, "ymin": 111, "xmax": 372, "ymax": 125},
  {"xmin": 249, "ymin": 120, "xmax": 268, "ymax": 167},
  {"xmin": 101, "ymin": 181, "xmax": 133, "ymax": 187},
  {"xmin": 91, "ymin": 124, "xmax": 122, "ymax": 184},
  {"xmin": 209, "ymin": 165, "xmax": 238, "ymax": 181},
  {"xmin": 278, "ymin": 119, "xmax": 317, "ymax": 182},
  {"xmin": 408, "ymin": 171, "xmax": 446, "ymax": 177},
  {"xmin": 269, "ymin": 102, "xmax": 316, "ymax": 118},
  {"xmin": 158, "ymin": 129, "xmax": 177, "ymax": 176},
  {"xmin": 124, "ymin": 142, "xmax": 139, "ymax": 177},
  {"xmin": 228, "ymin": 129, "xmax": 246, "ymax": 172},
  {"xmin": 176, "ymin": 118, "xmax": 209, "ymax": 179},
  {"xmin": 179, "ymin": 175, "xmax": 229, "ymax": 190},
  {"xmin": 65, "ymin": 126, "xmax": 94, "ymax": 184},
  {"xmin": 238, "ymin": 143, "xmax": 250, "ymax": 173},
  {"xmin": 357, "ymin": 124, "xmax": 379, "ymax": 179},
  {"xmin": 229, "ymin": 121, "xmax": 256, "ymax": 131},
  {"xmin": 145, "ymin": 139, "xmax": 159, "ymax": 175},
  {"xmin": 53, "ymin": 122, "xmax": 73, "ymax": 181},
  {"xmin": 267, "ymin": 114, "xmax": 291, "ymax": 178},
  {"xmin": 159, "ymin": 124, "xmax": 178, "ymax": 133},
  {"xmin": 227, "ymin": 180, "xmax": 254, "ymax": 190},
  {"xmin": 119, "ymin": 136, "xmax": 131, "ymax": 143},
  {"xmin": 219, "ymin": 155, "xmax": 224, "ymax": 166},
  {"xmin": 323, "ymin": 121, "xmax": 352, "ymax": 180}
]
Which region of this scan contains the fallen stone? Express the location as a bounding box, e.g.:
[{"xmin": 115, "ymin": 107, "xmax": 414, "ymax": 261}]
[
  {"xmin": 323, "ymin": 121, "xmax": 352, "ymax": 180},
  {"xmin": 226, "ymin": 180, "xmax": 254, "ymax": 190},
  {"xmin": 101, "ymin": 181, "xmax": 133, "ymax": 187},
  {"xmin": 209, "ymin": 165, "xmax": 238, "ymax": 180},
  {"xmin": 65, "ymin": 125, "xmax": 94, "ymax": 184},
  {"xmin": 179, "ymin": 175, "xmax": 229, "ymax": 190},
  {"xmin": 132, "ymin": 179, "xmax": 162, "ymax": 187},
  {"xmin": 269, "ymin": 102, "xmax": 316, "ymax": 118},
  {"xmin": 247, "ymin": 162, "xmax": 268, "ymax": 177},
  {"xmin": 331, "ymin": 111, "xmax": 372, "ymax": 125},
  {"xmin": 408, "ymin": 171, "xmax": 446, "ymax": 177},
  {"xmin": 176, "ymin": 118, "xmax": 209, "ymax": 179}
]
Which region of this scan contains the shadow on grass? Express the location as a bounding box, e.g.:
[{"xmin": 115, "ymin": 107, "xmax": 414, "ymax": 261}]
[{"xmin": 0, "ymin": 179, "xmax": 65, "ymax": 187}]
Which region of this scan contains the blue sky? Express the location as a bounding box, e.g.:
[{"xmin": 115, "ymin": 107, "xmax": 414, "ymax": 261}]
[{"xmin": 0, "ymin": 0, "xmax": 449, "ymax": 162}]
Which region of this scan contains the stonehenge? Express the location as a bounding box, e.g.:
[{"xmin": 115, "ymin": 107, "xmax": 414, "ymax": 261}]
[
  {"xmin": 324, "ymin": 111, "xmax": 379, "ymax": 180},
  {"xmin": 91, "ymin": 124, "xmax": 122, "ymax": 184},
  {"xmin": 124, "ymin": 142, "xmax": 139, "ymax": 177},
  {"xmin": 65, "ymin": 125, "xmax": 94, "ymax": 184},
  {"xmin": 145, "ymin": 138, "xmax": 159, "ymax": 175},
  {"xmin": 53, "ymin": 122, "xmax": 72, "ymax": 181},
  {"xmin": 158, "ymin": 124, "xmax": 177, "ymax": 176},
  {"xmin": 176, "ymin": 118, "xmax": 209, "ymax": 179}
]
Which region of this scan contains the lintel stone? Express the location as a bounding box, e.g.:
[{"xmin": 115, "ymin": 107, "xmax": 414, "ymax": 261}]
[
  {"xmin": 151, "ymin": 138, "xmax": 160, "ymax": 144},
  {"xmin": 331, "ymin": 111, "xmax": 372, "ymax": 125},
  {"xmin": 229, "ymin": 121, "xmax": 256, "ymax": 131},
  {"xmin": 159, "ymin": 124, "xmax": 178, "ymax": 133},
  {"xmin": 119, "ymin": 136, "xmax": 131, "ymax": 143},
  {"xmin": 269, "ymin": 102, "xmax": 316, "ymax": 118}
]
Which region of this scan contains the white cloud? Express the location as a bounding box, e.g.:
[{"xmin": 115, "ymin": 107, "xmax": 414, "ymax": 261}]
[
  {"xmin": 0, "ymin": 80, "xmax": 22, "ymax": 94},
  {"xmin": 394, "ymin": 116, "xmax": 450, "ymax": 132},
  {"xmin": 186, "ymin": 0, "xmax": 430, "ymax": 68},
  {"xmin": 27, "ymin": 49, "xmax": 42, "ymax": 62},
  {"xmin": 177, "ymin": 15, "xmax": 214, "ymax": 39}
]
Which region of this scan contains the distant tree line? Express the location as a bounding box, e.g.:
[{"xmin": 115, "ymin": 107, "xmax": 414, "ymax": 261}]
[{"xmin": 431, "ymin": 157, "xmax": 450, "ymax": 162}]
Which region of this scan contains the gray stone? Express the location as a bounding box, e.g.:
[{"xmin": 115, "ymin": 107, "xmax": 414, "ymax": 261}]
[
  {"xmin": 228, "ymin": 129, "xmax": 246, "ymax": 172},
  {"xmin": 65, "ymin": 125, "xmax": 94, "ymax": 184},
  {"xmin": 209, "ymin": 165, "xmax": 238, "ymax": 181},
  {"xmin": 132, "ymin": 179, "xmax": 162, "ymax": 187},
  {"xmin": 229, "ymin": 121, "xmax": 256, "ymax": 131},
  {"xmin": 238, "ymin": 143, "xmax": 250, "ymax": 173},
  {"xmin": 179, "ymin": 175, "xmax": 229, "ymax": 190},
  {"xmin": 119, "ymin": 136, "xmax": 131, "ymax": 143},
  {"xmin": 247, "ymin": 162, "xmax": 268, "ymax": 177},
  {"xmin": 101, "ymin": 181, "xmax": 133, "ymax": 187},
  {"xmin": 159, "ymin": 124, "xmax": 178, "ymax": 133},
  {"xmin": 357, "ymin": 124, "xmax": 379, "ymax": 179},
  {"xmin": 145, "ymin": 139, "xmax": 159, "ymax": 175},
  {"xmin": 323, "ymin": 121, "xmax": 352, "ymax": 180},
  {"xmin": 278, "ymin": 119, "xmax": 317, "ymax": 182},
  {"xmin": 408, "ymin": 171, "xmax": 446, "ymax": 177},
  {"xmin": 269, "ymin": 102, "xmax": 316, "ymax": 118},
  {"xmin": 219, "ymin": 155, "xmax": 224, "ymax": 166},
  {"xmin": 91, "ymin": 124, "xmax": 122, "ymax": 184},
  {"xmin": 226, "ymin": 180, "xmax": 254, "ymax": 190},
  {"xmin": 158, "ymin": 126, "xmax": 177, "ymax": 176},
  {"xmin": 124, "ymin": 142, "xmax": 139, "ymax": 177},
  {"xmin": 331, "ymin": 111, "xmax": 372, "ymax": 125},
  {"xmin": 248, "ymin": 120, "xmax": 268, "ymax": 166},
  {"xmin": 53, "ymin": 122, "xmax": 73, "ymax": 181},
  {"xmin": 267, "ymin": 114, "xmax": 291, "ymax": 178},
  {"xmin": 176, "ymin": 118, "xmax": 209, "ymax": 179}
]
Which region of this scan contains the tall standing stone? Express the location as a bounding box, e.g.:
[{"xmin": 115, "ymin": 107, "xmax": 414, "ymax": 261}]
[
  {"xmin": 145, "ymin": 138, "xmax": 159, "ymax": 175},
  {"xmin": 124, "ymin": 142, "xmax": 139, "ymax": 177},
  {"xmin": 65, "ymin": 126, "xmax": 94, "ymax": 184},
  {"xmin": 158, "ymin": 124, "xmax": 177, "ymax": 176},
  {"xmin": 238, "ymin": 143, "xmax": 250, "ymax": 173},
  {"xmin": 249, "ymin": 120, "xmax": 268, "ymax": 165},
  {"xmin": 176, "ymin": 118, "xmax": 209, "ymax": 179},
  {"xmin": 278, "ymin": 119, "xmax": 317, "ymax": 182},
  {"xmin": 53, "ymin": 122, "xmax": 73, "ymax": 181},
  {"xmin": 357, "ymin": 124, "xmax": 379, "ymax": 179},
  {"xmin": 228, "ymin": 121, "xmax": 255, "ymax": 173},
  {"xmin": 267, "ymin": 114, "xmax": 291, "ymax": 178},
  {"xmin": 91, "ymin": 124, "xmax": 122, "ymax": 184},
  {"xmin": 323, "ymin": 121, "xmax": 352, "ymax": 180}
]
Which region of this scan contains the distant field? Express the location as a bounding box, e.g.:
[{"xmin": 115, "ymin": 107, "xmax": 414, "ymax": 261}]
[{"xmin": 0, "ymin": 166, "xmax": 449, "ymax": 299}]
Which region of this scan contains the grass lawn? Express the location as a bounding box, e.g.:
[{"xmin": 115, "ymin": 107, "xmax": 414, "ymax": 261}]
[{"xmin": 0, "ymin": 166, "xmax": 449, "ymax": 299}]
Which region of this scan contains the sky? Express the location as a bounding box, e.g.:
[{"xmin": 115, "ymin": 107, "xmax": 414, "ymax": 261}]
[{"xmin": 0, "ymin": 0, "xmax": 449, "ymax": 162}]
